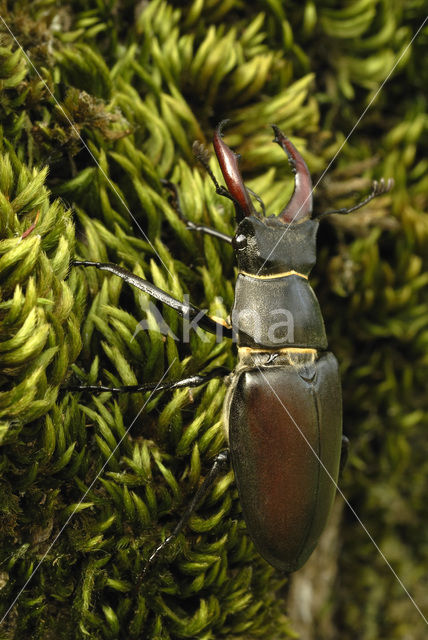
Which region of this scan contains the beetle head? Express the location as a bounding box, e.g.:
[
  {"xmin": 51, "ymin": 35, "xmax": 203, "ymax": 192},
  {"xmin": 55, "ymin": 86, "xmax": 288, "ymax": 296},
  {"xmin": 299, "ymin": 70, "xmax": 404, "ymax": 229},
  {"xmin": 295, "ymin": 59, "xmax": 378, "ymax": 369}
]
[
  {"xmin": 213, "ymin": 123, "xmax": 317, "ymax": 276},
  {"xmin": 232, "ymin": 215, "xmax": 318, "ymax": 276}
]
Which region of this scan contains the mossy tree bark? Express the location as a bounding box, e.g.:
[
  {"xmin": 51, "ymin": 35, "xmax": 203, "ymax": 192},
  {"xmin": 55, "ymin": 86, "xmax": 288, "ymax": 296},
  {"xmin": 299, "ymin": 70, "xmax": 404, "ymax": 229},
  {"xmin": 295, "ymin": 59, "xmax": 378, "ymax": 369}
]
[{"xmin": 0, "ymin": 2, "xmax": 427, "ymax": 639}]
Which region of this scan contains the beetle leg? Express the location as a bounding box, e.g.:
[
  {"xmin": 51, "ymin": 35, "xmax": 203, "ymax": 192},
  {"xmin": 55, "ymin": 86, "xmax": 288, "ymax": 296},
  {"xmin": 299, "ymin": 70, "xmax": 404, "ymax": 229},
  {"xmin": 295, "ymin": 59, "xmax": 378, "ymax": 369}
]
[
  {"xmin": 318, "ymin": 177, "xmax": 394, "ymax": 218},
  {"xmin": 67, "ymin": 367, "xmax": 229, "ymax": 394},
  {"xmin": 340, "ymin": 434, "xmax": 349, "ymax": 473},
  {"xmin": 138, "ymin": 450, "xmax": 230, "ymax": 580},
  {"xmin": 162, "ymin": 179, "xmax": 232, "ymax": 244},
  {"xmin": 72, "ymin": 261, "xmax": 233, "ymax": 338}
]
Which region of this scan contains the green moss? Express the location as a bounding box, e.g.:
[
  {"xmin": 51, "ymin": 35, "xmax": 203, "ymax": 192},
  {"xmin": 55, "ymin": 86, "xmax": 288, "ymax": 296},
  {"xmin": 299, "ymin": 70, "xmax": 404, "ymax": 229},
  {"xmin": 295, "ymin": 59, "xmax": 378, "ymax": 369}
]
[{"xmin": 0, "ymin": 1, "xmax": 426, "ymax": 639}]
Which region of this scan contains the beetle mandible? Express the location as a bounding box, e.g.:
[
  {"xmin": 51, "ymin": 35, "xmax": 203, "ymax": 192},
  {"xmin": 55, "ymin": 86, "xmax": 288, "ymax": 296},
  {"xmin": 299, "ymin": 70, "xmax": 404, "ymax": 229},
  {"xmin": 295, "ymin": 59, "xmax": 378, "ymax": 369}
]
[{"xmin": 72, "ymin": 122, "xmax": 392, "ymax": 573}]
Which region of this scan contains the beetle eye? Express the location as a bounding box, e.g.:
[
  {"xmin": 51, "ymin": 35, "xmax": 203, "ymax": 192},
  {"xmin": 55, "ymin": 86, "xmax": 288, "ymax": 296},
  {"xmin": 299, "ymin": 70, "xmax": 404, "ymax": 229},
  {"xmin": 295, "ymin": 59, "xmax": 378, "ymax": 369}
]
[{"xmin": 233, "ymin": 234, "xmax": 247, "ymax": 250}]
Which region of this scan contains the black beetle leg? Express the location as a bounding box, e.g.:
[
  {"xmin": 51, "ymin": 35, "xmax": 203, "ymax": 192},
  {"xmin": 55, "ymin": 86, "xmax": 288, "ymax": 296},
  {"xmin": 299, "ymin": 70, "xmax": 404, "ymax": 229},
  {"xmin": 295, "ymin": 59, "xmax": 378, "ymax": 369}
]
[
  {"xmin": 67, "ymin": 367, "xmax": 229, "ymax": 394},
  {"xmin": 162, "ymin": 179, "xmax": 233, "ymax": 244},
  {"xmin": 138, "ymin": 450, "xmax": 230, "ymax": 582},
  {"xmin": 340, "ymin": 435, "xmax": 350, "ymax": 473},
  {"xmin": 72, "ymin": 261, "xmax": 233, "ymax": 338}
]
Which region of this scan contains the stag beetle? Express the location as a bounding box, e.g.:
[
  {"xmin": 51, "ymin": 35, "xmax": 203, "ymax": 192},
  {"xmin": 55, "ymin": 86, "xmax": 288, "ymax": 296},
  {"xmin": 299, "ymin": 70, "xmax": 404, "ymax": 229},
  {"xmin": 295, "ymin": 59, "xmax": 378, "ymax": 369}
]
[{"xmin": 72, "ymin": 123, "xmax": 392, "ymax": 573}]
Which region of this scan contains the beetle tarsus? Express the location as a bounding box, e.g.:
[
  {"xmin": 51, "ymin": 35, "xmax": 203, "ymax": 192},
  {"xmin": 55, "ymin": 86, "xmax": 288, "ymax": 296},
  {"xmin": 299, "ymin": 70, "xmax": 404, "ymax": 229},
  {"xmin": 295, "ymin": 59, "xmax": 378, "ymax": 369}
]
[
  {"xmin": 138, "ymin": 450, "xmax": 230, "ymax": 582},
  {"xmin": 72, "ymin": 260, "xmax": 233, "ymax": 338},
  {"xmin": 67, "ymin": 368, "xmax": 229, "ymax": 395}
]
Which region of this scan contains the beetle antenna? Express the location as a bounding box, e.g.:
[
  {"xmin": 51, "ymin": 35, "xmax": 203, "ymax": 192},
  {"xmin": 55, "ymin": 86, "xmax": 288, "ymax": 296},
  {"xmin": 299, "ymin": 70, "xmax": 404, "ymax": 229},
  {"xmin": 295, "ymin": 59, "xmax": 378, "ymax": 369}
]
[
  {"xmin": 247, "ymin": 186, "xmax": 266, "ymax": 217},
  {"xmin": 316, "ymin": 177, "xmax": 394, "ymax": 218},
  {"xmin": 161, "ymin": 179, "xmax": 233, "ymax": 244},
  {"xmin": 192, "ymin": 140, "xmax": 238, "ymax": 206}
]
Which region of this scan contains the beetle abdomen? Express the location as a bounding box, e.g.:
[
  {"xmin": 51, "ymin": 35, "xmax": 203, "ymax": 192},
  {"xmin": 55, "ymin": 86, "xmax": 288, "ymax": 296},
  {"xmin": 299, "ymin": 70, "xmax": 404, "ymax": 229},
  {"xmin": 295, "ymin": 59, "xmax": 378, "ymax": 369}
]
[{"xmin": 227, "ymin": 351, "xmax": 342, "ymax": 572}]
